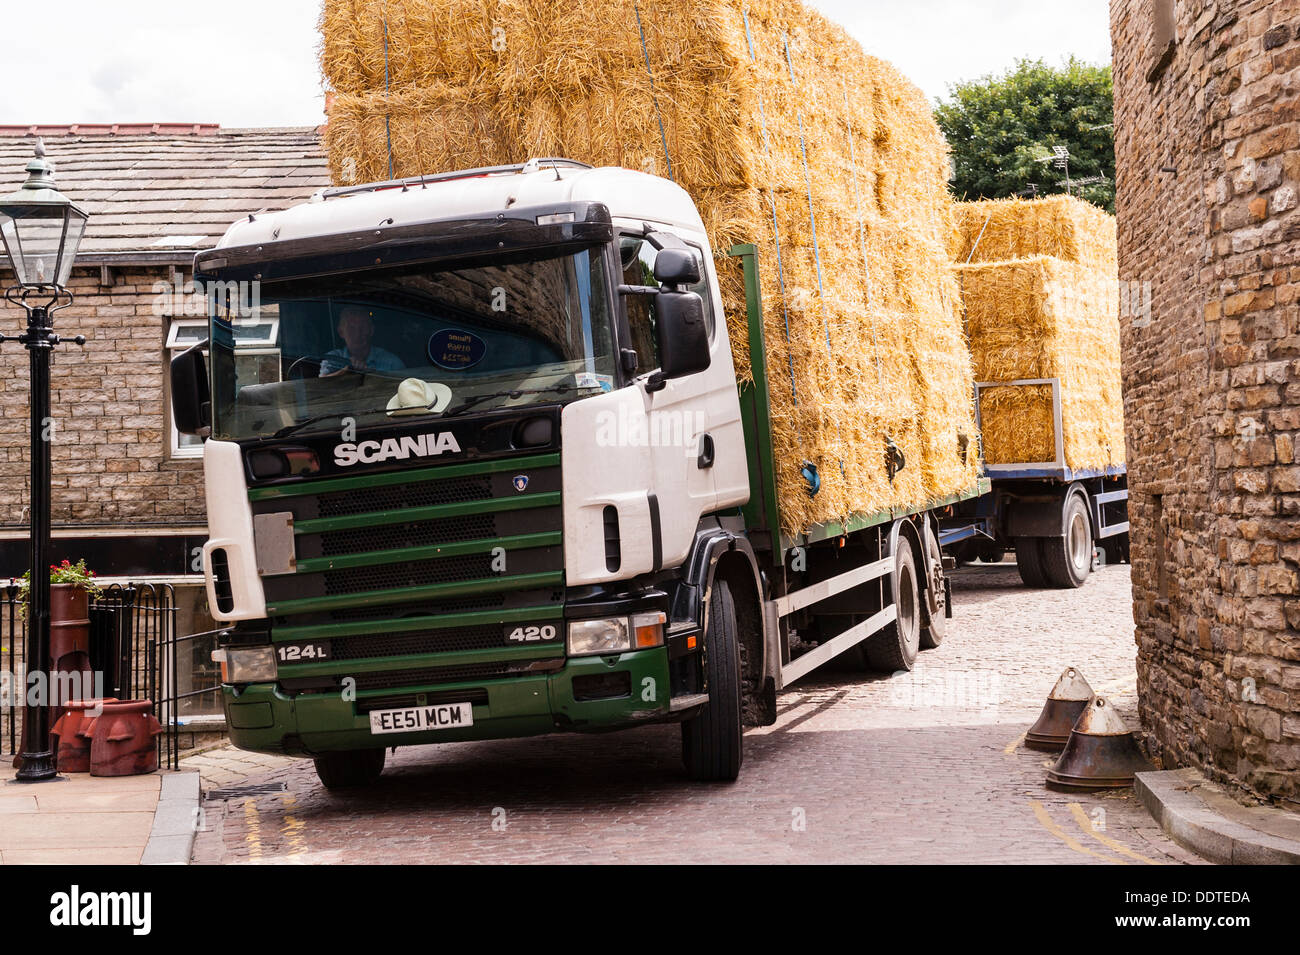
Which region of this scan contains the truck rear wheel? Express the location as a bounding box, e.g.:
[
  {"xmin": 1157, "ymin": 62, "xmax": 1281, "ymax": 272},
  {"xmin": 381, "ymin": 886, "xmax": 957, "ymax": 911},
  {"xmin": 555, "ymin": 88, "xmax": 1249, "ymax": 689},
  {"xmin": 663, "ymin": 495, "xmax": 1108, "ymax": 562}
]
[
  {"xmin": 1015, "ymin": 537, "xmax": 1048, "ymax": 588},
  {"xmin": 864, "ymin": 543, "xmax": 921, "ymax": 671},
  {"xmin": 1040, "ymin": 492, "xmax": 1093, "ymax": 589},
  {"xmin": 681, "ymin": 579, "xmax": 743, "ymax": 782},
  {"xmin": 313, "ymin": 748, "xmax": 385, "ymax": 790}
]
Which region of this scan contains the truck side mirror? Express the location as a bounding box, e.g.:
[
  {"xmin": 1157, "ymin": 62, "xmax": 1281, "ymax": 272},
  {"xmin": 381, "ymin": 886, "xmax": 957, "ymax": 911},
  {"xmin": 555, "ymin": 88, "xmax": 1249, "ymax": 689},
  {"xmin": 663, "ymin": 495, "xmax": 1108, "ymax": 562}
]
[
  {"xmin": 171, "ymin": 341, "xmax": 212, "ymax": 438},
  {"xmin": 648, "ymin": 290, "xmax": 710, "ymax": 392},
  {"xmin": 652, "ymin": 248, "xmax": 701, "ymax": 287}
]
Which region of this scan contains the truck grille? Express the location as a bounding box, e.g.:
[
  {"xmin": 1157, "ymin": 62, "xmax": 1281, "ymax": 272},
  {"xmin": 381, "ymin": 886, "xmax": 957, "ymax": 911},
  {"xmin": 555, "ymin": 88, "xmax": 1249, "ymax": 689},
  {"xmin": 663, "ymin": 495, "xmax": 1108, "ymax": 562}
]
[
  {"xmin": 321, "ymin": 514, "xmax": 497, "ymax": 556},
  {"xmin": 331, "ymin": 624, "xmax": 505, "ymax": 660},
  {"xmin": 247, "ymin": 450, "xmax": 565, "ymax": 694}
]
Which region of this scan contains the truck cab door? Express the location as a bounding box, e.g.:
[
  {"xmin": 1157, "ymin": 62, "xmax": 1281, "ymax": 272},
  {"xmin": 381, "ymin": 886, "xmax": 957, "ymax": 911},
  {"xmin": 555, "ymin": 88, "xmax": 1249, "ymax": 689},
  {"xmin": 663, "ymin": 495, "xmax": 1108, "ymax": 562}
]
[
  {"xmin": 618, "ymin": 230, "xmax": 749, "ymax": 565},
  {"xmin": 561, "ymin": 229, "xmax": 749, "ymax": 586}
]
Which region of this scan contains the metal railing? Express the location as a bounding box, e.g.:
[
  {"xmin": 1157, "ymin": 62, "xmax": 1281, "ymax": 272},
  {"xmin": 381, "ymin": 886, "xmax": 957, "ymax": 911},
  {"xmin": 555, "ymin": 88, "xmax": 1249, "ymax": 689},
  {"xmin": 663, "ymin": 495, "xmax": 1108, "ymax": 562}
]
[{"xmin": 2, "ymin": 581, "xmax": 187, "ymax": 770}]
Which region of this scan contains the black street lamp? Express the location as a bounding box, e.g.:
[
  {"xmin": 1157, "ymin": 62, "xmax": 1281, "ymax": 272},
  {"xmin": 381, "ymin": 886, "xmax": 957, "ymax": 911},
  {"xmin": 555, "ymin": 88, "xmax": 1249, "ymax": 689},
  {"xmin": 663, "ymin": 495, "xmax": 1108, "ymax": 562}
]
[{"xmin": 0, "ymin": 141, "xmax": 88, "ymax": 782}]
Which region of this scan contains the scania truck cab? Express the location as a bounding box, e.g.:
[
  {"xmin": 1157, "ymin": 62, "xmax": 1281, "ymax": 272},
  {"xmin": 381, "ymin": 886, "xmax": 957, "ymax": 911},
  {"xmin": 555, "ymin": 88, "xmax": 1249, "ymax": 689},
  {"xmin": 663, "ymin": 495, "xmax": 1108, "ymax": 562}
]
[{"xmin": 174, "ymin": 159, "xmax": 980, "ymax": 788}]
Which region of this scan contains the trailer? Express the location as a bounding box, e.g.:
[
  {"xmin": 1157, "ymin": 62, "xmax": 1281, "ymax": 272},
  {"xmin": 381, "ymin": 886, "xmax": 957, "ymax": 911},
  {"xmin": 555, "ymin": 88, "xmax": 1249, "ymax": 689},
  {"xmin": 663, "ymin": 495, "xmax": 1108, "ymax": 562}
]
[
  {"xmin": 938, "ymin": 378, "xmax": 1129, "ymax": 588},
  {"xmin": 171, "ymin": 161, "xmax": 984, "ymax": 788}
]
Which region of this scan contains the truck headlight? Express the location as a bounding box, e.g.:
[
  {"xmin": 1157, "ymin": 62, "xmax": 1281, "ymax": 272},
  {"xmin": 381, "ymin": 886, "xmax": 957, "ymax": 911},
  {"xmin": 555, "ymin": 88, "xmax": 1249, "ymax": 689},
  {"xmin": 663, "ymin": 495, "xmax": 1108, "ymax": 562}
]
[
  {"xmin": 213, "ymin": 647, "xmax": 278, "ymax": 683},
  {"xmin": 567, "ymin": 618, "xmax": 630, "ymax": 656}
]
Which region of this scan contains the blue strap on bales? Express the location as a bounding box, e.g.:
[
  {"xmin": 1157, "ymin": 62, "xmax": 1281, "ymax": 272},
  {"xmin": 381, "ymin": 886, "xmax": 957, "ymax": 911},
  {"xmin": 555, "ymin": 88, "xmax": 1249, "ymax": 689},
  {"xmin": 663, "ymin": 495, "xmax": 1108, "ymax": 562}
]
[
  {"xmin": 785, "ymin": 35, "xmax": 845, "ymax": 483},
  {"xmin": 842, "ymin": 83, "xmax": 883, "ymax": 389},
  {"xmin": 784, "ymin": 37, "xmax": 829, "ymax": 349},
  {"xmin": 743, "ymin": 7, "xmax": 797, "ymax": 405},
  {"xmin": 768, "ymin": 202, "xmax": 799, "ymax": 403},
  {"xmin": 382, "ymin": 8, "xmax": 394, "ymax": 181},
  {"xmin": 742, "ymin": 9, "xmax": 772, "ymax": 154},
  {"xmin": 634, "ymin": 1, "xmax": 675, "ymax": 183}
]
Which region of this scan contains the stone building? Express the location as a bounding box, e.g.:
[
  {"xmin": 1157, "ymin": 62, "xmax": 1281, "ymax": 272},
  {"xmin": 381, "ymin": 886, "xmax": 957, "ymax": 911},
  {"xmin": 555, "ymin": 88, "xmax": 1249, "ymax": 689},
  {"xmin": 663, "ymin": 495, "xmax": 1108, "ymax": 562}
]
[
  {"xmin": 0, "ymin": 124, "xmax": 327, "ymax": 714},
  {"xmin": 1112, "ymin": 0, "xmax": 1300, "ymax": 807}
]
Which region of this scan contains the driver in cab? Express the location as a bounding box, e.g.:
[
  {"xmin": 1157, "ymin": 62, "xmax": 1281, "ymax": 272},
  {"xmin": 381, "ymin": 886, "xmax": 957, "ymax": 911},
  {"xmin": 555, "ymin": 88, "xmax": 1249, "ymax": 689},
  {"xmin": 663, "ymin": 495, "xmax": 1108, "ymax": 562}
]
[{"xmin": 320, "ymin": 306, "xmax": 405, "ymax": 376}]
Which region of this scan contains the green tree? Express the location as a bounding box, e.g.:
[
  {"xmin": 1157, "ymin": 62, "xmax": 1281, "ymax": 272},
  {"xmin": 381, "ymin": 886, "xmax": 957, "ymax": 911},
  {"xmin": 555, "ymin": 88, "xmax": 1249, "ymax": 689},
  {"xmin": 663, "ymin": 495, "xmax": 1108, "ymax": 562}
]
[{"xmin": 935, "ymin": 58, "xmax": 1115, "ymax": 213}]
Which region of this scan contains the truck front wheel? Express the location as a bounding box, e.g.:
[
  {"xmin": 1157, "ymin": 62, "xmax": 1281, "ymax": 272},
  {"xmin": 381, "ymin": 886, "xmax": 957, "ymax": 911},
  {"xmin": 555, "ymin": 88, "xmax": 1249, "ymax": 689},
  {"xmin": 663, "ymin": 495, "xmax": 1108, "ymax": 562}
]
[
  {"xmin": 681, "ymin": 579, "xmax": 743, "ymax": 782},
  {"xmin": 313, "ymin": 748, "xmax": 386, "ymax": 790}
]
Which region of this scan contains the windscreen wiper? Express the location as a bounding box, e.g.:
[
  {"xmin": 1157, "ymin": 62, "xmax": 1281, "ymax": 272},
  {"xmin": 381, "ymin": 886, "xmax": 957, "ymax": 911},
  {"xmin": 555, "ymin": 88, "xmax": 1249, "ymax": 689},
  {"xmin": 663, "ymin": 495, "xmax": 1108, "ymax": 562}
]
[
  {"xmin": 440, "ymin": 383, "xmax": 586, "ymax": 418},
  {"xmin": 271, "ymin": 405, "xmax": 398, "ymax": 440},
  {"xmin": 272, "ymin": 382, "xmax": 593, "ymax": 438}
]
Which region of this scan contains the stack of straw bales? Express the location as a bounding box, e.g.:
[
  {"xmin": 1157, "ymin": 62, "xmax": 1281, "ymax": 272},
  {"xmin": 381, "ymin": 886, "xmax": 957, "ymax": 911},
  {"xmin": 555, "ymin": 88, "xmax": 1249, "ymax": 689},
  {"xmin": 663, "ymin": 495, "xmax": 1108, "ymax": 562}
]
[
  {"xmin": 320, "ymin": 0, "xmax": 982, "ymax": 537},
  {"xmin": 952, "ymin": 196, "xmax": 1124, "ymax": 469}
]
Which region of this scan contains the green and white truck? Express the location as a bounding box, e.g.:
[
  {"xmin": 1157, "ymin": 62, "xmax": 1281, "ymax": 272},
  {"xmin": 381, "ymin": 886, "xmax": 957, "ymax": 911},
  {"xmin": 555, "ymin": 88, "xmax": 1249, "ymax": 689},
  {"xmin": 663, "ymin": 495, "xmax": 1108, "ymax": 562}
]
[{"xmin": 172, "ymin": 158, "xmax": 986, "ymax": 788}]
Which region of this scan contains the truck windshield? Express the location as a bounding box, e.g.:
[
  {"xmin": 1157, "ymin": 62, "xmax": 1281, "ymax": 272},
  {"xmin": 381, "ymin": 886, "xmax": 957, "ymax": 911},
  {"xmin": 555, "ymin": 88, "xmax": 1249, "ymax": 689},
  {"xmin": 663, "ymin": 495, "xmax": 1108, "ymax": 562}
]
[{"xmin": 208, "ymin": 247, "xmax": 617, "ymax": 441}]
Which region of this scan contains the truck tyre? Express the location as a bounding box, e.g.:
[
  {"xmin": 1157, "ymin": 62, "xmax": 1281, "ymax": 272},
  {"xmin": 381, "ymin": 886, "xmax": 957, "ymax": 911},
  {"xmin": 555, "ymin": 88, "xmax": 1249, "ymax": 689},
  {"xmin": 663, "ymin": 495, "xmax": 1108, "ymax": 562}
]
[
  {"xmin": 1040, "ymin": 492, "xmax": 1093, "ymax": 589},
  {"xmin": 681, "ymin": 579, "xmax": 743, "ymax": 782},
  {"xmin": 313, "ymin": 748, "xmax": 385, "ymax": 790},
  {"xmin": 1015, "ymin": 537, "xmax": 1048, "ymax": 588},
  {"xmin": 978, "ymin": 544, "xmax": 1007, "ymax": 564},
  {"xmin": 920, "ymin": 524, "xmax": 947, "ymax": 650},
  {"xmin": 864, "ymin": 544, "xmax": 921, "ymax": 671}
]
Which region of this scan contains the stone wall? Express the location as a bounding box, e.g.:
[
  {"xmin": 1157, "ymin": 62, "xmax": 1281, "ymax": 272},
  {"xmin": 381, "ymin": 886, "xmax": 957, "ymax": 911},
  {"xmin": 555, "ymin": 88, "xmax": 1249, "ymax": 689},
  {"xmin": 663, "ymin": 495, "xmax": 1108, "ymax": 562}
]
[
  {"xmin": 1113, "ymin": 0, "xmax": 1300, "ymax": 807},
  {"xmin": 0, "ymin": 265, "xmax": 205, "ymax": 529}
]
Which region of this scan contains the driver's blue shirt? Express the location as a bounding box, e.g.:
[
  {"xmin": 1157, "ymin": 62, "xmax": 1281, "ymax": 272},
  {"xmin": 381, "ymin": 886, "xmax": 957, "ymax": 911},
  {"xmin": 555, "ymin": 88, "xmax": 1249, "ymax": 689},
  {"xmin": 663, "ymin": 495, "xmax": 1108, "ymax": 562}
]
[{"xmin": 319, "ymin": 346, "xmax": 405, "ymax": 376}]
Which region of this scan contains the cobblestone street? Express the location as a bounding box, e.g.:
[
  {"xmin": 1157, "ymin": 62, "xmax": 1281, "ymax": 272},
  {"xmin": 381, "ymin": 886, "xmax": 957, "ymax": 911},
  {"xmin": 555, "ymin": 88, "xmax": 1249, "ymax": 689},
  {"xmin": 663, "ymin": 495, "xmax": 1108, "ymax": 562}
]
[{"xmin": 189, "ymin": 562, "xmax": 1205, "ymax": 864}]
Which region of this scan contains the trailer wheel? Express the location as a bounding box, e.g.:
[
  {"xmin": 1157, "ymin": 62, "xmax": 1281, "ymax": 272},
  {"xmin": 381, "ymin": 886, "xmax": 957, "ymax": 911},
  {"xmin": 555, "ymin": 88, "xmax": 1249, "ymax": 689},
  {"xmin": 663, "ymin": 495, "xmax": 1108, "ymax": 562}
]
[
  {"xmin": 1015, "ymin": 537, "xmax": 1048, "ymax": 588},
  {"xmin": 1040, "ymin": 492, "xmax": 1094, "ymax": 589},
  {"xmin": 920, "ymin": 523, "xmax": 947, "ymax": 650},
  {"xmin": 681, "ymin": 579, "xmax": 743, "ymax": 782},
  {"xmin": 313, "ymin": 748, "xmax": 385, "ymax": 790},
  {"xmin": 864, "ymin": 544, "xmax": 921, "ymax": 671},
  {"xmin": 977, "ymin": 544, "xmax": 1007, "ymax": 564}
]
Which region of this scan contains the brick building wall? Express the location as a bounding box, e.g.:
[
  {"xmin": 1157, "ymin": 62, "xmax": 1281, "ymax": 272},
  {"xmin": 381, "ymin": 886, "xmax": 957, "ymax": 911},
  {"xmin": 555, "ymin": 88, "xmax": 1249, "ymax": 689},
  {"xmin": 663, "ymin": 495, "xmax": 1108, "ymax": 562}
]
[
  {"xmin": 1113, "ymin": 0, "xmax": 1300, "ymax": 807},
  {"xmin": 0, "ymin": 265, "xmax": 205, "ymax": 530},
  {"xmin": 0, "ymin": 126, "xmax": 325, "ymax": 579}
]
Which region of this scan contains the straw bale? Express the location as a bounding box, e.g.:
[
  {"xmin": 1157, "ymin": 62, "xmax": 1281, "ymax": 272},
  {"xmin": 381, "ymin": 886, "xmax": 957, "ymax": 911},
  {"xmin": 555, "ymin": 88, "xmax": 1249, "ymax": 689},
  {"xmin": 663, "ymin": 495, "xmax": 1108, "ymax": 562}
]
[
  {"xmin": 956, "ymin": 255, "xmax": 1124, "ymax": 469},
  {"xmin": 949, "ymin": 194, "xmax": 1117, "ymax": 273},
  {"xmin": 321, "ymin": 0, "xmax": 980, "ymax": 537}
]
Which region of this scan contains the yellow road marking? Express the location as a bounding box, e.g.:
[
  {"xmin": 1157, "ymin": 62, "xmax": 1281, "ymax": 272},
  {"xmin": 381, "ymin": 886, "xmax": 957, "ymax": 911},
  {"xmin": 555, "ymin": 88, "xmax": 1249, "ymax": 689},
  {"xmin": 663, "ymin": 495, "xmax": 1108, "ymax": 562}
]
[
  {"xmin": 1003, "ymin": 732, "xmax": 1026, "ymax": 755},
  {"xmin": 280, "ymin": 794, "xmax": 309, "ymax": 858},
  {"xmin": 1028, "ymin": 800, "xmax": 1125, "ymax": 864},
  {"xmin": 244, "ymin": 798, "xmax": 263, "ymax": 862},
  {"xmin": 1068, "ymin": 803, "xmax": 1162, "ymax": 865}
]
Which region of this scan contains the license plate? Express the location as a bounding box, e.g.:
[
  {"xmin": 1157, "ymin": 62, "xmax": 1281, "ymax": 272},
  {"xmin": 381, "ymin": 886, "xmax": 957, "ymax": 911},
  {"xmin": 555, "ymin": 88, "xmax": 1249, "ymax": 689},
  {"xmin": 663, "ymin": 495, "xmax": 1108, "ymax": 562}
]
[{"xmin": 368, "ymin": 702, "xmax": 474, "ymax": 736}]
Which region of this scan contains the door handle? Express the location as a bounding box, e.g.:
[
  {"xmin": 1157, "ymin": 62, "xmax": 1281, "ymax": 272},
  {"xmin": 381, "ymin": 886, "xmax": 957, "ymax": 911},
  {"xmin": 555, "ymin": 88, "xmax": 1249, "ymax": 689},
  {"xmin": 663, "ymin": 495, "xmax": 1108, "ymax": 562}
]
[{"xmin": 698, "ymin": 433, "xmax": 715, "ymax": 469}]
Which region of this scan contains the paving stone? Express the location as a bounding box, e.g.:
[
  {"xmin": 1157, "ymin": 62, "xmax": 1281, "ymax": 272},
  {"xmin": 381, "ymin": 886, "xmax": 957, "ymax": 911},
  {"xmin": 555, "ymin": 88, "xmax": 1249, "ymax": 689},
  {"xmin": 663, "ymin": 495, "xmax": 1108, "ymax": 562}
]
[{"xmin": 191, "ymin": 564, "xmax": 1204, "ymax": 864}]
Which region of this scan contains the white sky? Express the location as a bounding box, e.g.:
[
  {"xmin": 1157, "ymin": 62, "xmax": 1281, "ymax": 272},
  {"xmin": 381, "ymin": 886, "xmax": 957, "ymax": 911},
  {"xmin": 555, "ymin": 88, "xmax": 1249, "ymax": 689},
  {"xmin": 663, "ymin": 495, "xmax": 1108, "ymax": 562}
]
[{"xmin": 0, "ymin": 0, "xmax": 1112, "ymax": 128}]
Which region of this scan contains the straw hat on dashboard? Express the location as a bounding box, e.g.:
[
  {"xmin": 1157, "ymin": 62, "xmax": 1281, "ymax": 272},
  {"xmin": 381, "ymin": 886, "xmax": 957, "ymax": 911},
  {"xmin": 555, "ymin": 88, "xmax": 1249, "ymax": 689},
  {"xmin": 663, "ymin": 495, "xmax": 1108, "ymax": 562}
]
[{"xmin": 387, "ymin": 378, "xmax": 453, "ymax": 416}]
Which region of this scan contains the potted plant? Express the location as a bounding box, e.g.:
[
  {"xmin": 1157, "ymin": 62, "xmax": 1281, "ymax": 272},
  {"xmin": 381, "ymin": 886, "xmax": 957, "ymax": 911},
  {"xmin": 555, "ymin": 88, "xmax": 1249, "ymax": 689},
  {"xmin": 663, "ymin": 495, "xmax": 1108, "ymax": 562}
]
[
  {"xmin": 17, "ymin": 558, "xmax": 103, "ymax": 617},
  {"xmin": 17, "ymin": 558, "xmax": 102, "ymax": 681},
  {"xmin": 12, "ymin": 560, "xmax": 103, "ymax": 770}
]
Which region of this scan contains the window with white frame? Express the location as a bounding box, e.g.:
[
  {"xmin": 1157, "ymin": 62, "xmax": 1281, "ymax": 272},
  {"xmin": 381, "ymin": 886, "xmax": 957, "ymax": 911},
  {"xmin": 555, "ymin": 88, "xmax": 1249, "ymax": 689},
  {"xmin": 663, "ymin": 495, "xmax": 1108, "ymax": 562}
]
[{"xmin": 165, "ymin": 317, "xmax": 281, "ymax": 458}]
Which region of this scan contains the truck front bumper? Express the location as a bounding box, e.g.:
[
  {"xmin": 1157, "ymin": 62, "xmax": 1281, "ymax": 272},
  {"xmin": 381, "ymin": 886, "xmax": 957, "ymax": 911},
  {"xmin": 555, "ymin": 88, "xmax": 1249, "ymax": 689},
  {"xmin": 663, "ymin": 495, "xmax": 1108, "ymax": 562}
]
[{"xmin": 221, "ymin": 646, "xmax": 674, "ymax": 756}]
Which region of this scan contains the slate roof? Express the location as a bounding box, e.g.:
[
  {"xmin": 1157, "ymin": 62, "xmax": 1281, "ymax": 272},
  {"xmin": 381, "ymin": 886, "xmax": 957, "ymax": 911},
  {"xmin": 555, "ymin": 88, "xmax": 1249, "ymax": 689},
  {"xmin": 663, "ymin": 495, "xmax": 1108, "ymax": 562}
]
[{"xmin": 0, "ymin": 125, "xmax": 328, "ymax": 263}]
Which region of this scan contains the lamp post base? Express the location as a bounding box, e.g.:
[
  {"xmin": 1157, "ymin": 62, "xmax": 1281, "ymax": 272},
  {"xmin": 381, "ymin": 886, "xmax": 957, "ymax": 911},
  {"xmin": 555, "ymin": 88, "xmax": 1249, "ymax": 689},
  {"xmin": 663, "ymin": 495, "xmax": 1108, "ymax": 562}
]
[{"xmin": 13, "ymin": 750, "xmax": 59, "ymax": 782}]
